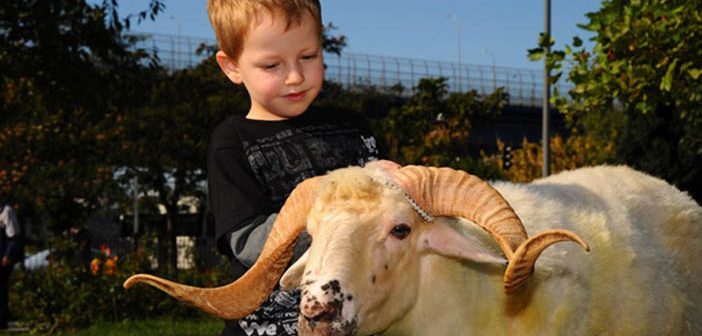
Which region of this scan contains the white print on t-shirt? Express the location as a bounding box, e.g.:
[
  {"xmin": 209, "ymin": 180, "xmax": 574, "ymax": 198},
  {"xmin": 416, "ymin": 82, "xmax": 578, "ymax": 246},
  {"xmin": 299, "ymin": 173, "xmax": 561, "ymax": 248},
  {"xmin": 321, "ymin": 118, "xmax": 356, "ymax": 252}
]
[
  {"xmin": 241, "ymin": 320, "xmax": 276, "ymax": 336},
  {"xmin": 244, "ymin": 125, "xmax": 380, "ymax": 203},
  {"xmin": 239, "ymin": 290, "xmax": 300, "ymax": 335}
]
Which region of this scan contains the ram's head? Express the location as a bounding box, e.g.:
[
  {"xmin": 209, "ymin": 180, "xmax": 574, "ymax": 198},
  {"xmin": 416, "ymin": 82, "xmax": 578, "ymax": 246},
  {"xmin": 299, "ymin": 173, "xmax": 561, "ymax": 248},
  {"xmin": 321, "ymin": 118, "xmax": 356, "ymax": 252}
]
[{"xmin": 124, "ymin": 164, "xmax": 588, "ymax": 335}]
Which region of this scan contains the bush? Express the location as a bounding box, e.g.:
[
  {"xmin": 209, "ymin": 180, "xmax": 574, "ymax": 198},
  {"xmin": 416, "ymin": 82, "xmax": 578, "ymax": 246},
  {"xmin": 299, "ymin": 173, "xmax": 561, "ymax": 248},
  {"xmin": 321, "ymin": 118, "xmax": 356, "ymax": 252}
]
[
  {"xmin": 482, "ymin": 133, "xmax": 614, "ymax": 183},
  {"xmin": 11, "ymin": 234, "xmax": 231, "ymax": 334}
]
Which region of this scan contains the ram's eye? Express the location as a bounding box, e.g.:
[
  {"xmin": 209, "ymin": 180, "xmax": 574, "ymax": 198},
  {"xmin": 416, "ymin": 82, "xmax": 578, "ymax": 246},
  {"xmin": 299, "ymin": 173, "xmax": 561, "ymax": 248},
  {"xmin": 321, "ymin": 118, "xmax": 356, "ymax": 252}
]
[{"xmin": 390, "ymin": 224, "xmax": 411, "ymax": 240}]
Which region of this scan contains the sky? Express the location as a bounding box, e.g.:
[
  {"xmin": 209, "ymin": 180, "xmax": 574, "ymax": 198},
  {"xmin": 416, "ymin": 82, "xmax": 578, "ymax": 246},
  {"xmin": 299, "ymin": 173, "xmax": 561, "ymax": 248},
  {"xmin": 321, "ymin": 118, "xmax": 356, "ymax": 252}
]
[{"xmin": 117, "ymin": 1, "xmax": 602, "ymax": 70}]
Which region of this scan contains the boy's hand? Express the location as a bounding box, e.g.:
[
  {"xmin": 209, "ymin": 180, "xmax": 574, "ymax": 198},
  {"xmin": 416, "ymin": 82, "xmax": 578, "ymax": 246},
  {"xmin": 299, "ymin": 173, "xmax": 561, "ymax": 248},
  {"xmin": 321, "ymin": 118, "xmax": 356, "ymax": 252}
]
[{"xmin": 367, "ymin": 160, "xmax": 401, "ymax": 171}]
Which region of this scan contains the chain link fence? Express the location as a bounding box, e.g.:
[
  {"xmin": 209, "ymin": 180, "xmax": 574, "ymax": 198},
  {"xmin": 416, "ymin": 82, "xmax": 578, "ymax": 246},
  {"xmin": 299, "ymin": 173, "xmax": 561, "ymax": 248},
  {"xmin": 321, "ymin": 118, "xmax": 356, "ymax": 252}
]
[{"xmin": 131, "ymin": 32, "xmax": 570, "ymax": 107}]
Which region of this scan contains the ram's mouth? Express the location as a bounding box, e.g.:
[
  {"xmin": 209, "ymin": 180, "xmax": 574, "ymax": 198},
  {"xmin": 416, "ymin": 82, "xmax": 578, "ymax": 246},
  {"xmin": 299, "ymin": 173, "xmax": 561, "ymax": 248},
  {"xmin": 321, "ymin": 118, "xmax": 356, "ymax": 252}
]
[{"xmin": 298, "ymin": 316, "xmax": 358, "ymax": 336}]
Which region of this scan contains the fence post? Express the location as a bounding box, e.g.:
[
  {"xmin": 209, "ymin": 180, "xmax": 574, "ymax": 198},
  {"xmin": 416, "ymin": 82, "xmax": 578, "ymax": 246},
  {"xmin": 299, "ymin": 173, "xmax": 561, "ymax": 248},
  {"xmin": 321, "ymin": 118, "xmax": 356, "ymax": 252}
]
[
  {"xmin": 366, "ymin": 54, "xmax": 372, "ymax": 86},
  {"xmin": 394, "ymin": 57, "xmax": 400, "ymax": 91},
  {"xmin": 337, "ymin": 53, "xmax": 342, "ymax": 85}
]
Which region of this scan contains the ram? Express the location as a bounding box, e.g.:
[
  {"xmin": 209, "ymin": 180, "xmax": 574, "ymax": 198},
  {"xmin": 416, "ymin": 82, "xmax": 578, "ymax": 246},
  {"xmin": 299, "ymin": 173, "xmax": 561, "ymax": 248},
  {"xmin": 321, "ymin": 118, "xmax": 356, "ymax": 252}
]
[{"xmin": 125, "ymin": 164, "xmax": 702, "ymax": 335}]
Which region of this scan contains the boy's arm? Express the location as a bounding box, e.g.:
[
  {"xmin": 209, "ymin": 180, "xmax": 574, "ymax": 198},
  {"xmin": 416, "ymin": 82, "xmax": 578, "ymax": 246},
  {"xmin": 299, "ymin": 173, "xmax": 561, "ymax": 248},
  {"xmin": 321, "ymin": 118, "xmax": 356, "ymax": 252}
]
[
  {"xmin": 228, "ymin": 214, "xmax": 310, "ymax": 268},
  {"xmin": 208, "ymin": 135, "xmax": 309, "ymax": 268}
]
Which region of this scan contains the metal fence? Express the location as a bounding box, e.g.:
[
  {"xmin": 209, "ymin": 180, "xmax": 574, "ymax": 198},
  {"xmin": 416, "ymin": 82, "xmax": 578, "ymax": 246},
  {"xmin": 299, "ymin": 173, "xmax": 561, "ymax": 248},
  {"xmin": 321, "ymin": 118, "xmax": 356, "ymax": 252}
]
[{"xmin": 131, "ymin": 31, "xmax": 569, "ymax": 107}]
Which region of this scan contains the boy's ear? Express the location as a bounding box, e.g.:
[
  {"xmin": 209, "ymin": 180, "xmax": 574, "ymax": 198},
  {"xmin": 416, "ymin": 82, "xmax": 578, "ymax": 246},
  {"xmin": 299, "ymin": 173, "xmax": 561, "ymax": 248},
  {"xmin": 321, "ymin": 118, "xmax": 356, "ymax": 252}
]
[{"xmin": 215, "ymin": 51, "xmax": 243, "ymax": 84}]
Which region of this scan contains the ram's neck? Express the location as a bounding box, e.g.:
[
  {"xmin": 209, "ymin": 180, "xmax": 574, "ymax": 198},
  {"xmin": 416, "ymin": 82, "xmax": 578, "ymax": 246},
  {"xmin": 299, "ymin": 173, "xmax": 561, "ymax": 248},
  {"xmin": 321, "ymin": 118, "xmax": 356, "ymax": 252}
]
[{"xmin": 382, "ymin": 255, "xmax": 507, "ymax": 336}]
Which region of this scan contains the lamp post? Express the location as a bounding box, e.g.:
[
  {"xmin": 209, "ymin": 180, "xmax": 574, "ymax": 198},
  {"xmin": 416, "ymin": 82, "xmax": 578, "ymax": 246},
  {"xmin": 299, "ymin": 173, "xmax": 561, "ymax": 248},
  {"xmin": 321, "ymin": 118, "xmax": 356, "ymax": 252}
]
[{"xmin": 542, "ymin": 0, "xmax": 551, "ymax": 177}]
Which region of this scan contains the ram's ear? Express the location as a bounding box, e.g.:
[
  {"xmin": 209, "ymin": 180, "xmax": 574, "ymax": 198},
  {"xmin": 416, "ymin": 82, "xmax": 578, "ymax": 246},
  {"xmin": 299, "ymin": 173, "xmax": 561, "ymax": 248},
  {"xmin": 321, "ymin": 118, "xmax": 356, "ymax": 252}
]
[
  {"xmin": 418, "ymin": 218, "xmax": 507, "ymax": 265},
  {"xmin": 280, "ymin": 250, "xmax": 309, "ymax": 290}
]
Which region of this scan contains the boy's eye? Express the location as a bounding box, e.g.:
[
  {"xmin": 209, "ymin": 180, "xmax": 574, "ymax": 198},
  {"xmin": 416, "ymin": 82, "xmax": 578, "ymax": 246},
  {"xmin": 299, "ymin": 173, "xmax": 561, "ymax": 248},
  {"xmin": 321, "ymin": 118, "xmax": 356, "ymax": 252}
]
[
  {"xmin": 302, "ymin": 54, "xmax": 318, "ymax": 60},
  {"xmin": 262, "ymin": 63, "xmax": 279, "ymax": 70}
]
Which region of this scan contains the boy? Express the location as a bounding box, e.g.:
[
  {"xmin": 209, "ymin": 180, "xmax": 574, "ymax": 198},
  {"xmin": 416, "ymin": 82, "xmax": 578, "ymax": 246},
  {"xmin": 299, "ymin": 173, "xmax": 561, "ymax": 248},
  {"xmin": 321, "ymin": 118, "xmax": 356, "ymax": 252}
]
[{"xmin": 206, "ymin": 1, "xmax": 383, "ymax": 335}]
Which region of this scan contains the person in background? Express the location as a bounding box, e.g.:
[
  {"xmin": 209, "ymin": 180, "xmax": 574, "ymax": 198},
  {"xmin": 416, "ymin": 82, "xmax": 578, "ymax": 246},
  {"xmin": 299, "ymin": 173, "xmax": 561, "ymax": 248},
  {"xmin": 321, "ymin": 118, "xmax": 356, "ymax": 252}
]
[
  {"xmin": 206, "ymin": 0, "xmax": 385, "ymax": 335},
  {"xmin": 0, "ymin": 203, "xmax": 22, "ymax": 330}
]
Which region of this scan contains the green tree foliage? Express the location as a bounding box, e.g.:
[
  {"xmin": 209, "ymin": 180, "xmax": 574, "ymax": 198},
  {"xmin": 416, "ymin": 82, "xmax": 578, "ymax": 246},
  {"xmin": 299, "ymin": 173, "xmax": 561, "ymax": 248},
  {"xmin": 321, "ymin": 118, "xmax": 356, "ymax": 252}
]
[
  {"xmin": 382, "ymin": 77, "xmax": 507, "ymax": 178},
  {"xmin": 0, "ymin": 0, "xmax": 164, "ymax": 234},
  {"xmin": 531, "ymin": 0, "xmax": 702, "ymax": 200}
]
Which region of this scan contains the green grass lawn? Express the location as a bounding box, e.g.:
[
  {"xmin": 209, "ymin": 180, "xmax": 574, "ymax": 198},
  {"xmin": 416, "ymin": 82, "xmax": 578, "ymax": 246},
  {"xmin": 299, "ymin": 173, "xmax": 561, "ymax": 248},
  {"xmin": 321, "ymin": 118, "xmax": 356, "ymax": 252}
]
[{"xmin": 0, "ymin": 317, "xmax": 222, "ymax": 336}]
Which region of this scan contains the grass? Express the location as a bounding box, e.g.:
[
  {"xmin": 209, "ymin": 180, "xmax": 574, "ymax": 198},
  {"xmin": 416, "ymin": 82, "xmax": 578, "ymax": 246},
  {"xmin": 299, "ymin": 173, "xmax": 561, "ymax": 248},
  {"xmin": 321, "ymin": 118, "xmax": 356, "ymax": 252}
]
[{"xmin": 0, "ymin": 317, "xmax": 223, "ymax": 336}]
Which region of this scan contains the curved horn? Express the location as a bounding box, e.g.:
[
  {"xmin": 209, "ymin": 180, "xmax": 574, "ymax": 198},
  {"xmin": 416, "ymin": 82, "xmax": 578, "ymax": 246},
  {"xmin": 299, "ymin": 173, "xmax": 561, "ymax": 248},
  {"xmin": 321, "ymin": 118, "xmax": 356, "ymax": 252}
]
[
  {"xmin": 504, "ymin": 230, "xmax": 590, "ymax": 293},
  {"xmin": 124, "ymin": 176, "xmax": 321, "ymax": 320},
  {"xmin": 391, "ymin": 165, "xmax": 589, "ymax": 293},
  {"xmin": 392, "ymin": 165, "xmax": 528, "ymax": 259}
]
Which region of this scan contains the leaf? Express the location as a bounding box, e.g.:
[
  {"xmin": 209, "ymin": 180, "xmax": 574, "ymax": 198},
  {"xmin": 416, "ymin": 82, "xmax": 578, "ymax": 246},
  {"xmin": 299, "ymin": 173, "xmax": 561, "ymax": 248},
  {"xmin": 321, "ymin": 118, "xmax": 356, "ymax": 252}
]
[
  {"xmin": 528, "ymin": 48, "xmax": 545, "ymax": 61},
  {"xmin": 537, "ymin": 32, "xmax": 554, "ymax": 48},
  {"xmin": 660, "ymin": 59, "xmax": 678, "ymax": 92},
  {"xmin": 574, "ymin": 84, "xmax": 586, "ymax": 94},
  {"xmin": 688, "ymin": 69, "xmax": 702, "ymax": 80},
  {"xmin": 549, "ymin": 72, "xmax": 563, "ymax": 85},
  {"xmin": 572, "ymin": 36, "xmax": 583, "ymax": 47}
]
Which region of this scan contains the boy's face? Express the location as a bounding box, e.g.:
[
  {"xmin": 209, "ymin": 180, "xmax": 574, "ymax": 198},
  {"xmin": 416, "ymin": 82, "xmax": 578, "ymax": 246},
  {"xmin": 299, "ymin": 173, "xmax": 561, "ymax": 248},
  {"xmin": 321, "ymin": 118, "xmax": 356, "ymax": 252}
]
[{"xmin": 217, "ymin": 11, "xmax": 324, "ymax": 121}]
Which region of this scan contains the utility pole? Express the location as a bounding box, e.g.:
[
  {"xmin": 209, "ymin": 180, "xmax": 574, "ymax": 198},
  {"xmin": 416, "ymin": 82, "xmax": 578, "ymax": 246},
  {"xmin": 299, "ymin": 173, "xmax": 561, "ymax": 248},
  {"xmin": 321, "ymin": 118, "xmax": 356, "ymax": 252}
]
[{"xmin": 542, "ymin": 0, "xmax": 551, "ymax": 177}]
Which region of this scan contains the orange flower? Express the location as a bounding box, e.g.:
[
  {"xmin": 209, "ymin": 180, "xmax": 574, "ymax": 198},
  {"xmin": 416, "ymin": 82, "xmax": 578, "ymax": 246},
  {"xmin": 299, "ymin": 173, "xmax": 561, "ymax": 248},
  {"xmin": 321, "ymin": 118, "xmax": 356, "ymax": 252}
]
[
  {"xmin": 90, "ymin": 258, "xmax": 100, "ymax": 275},
  {"xmin": 103, "ymin": 256, "xmax": 118, "ymax": 275}
]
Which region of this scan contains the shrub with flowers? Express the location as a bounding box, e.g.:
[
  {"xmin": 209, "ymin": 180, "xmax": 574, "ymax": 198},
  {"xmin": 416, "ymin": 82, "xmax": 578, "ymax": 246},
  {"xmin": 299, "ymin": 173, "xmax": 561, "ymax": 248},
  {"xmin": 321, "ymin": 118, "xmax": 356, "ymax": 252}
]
[
  {"xmin": 11, "ymin": 232, "xmax": 231, "ymax": 334},
  {"xmin": 90, "ymin": 244, "xmax": 119, "ymax": 276}
]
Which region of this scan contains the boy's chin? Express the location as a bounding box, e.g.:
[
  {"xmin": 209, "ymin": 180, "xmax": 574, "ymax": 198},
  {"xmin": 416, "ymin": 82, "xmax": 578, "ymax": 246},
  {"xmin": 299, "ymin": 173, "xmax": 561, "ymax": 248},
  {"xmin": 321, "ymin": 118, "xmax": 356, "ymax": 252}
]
[
  {"xmin": 274, "ymin": 102, "xmax": 315, "ymax": 119},
  {"xmin": 247, "ymin": 107, "xmax": 308, "ymax": 121}
]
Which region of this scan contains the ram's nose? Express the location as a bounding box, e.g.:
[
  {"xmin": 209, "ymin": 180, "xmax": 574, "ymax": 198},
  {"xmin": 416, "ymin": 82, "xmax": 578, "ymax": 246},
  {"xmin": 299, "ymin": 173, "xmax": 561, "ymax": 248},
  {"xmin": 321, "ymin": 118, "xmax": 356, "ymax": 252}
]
[
  {"xmin": 298, "ymin": 279, "xmax": 359, "ymax": 336},
  {"xmin": 301, "ymin": 300, "xmax": 339, "ymax": 323},
  {"xmin": 300, "ymin": 279, "xmax": 347, "ymax": 328}
]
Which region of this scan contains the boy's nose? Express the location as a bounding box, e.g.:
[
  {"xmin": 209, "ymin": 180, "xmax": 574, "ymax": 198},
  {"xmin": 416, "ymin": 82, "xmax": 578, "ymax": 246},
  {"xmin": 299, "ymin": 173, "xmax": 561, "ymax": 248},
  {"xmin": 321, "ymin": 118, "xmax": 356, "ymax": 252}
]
[{"xmin": 285, "ymin": 65, "xmax": 305, "ymax": 86}]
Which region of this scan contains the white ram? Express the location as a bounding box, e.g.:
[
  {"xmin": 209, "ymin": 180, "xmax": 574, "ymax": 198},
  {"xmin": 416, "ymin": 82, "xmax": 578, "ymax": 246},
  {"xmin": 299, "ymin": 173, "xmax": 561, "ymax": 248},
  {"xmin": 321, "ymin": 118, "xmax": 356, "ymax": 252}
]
[{"xmin": 125, "ymin": 164, "xmax": 702, "ymax": 335}]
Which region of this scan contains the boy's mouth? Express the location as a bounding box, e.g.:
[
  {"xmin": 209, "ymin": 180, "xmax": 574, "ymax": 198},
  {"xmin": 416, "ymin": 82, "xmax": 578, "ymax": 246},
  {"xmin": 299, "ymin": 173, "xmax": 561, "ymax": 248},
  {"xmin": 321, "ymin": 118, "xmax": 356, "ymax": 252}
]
[{"xmin": 284, "ymin": 90, "xmax": 307, "ymax": 101}]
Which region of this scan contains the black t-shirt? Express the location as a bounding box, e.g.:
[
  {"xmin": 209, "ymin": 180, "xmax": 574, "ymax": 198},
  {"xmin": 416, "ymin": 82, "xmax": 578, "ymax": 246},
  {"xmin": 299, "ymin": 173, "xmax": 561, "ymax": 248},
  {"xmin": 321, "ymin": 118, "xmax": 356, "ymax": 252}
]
[{"xmin": 207, "ymin": 107, "xmax": 382, "ymax": 258}]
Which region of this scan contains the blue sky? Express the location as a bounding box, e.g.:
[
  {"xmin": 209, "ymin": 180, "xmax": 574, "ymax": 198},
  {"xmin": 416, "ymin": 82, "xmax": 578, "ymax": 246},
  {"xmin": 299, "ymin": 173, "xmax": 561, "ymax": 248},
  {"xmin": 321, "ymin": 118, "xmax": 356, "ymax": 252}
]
[{"xmin": 117, "ymin": 1, "xmax": 602, "ymax": 70}]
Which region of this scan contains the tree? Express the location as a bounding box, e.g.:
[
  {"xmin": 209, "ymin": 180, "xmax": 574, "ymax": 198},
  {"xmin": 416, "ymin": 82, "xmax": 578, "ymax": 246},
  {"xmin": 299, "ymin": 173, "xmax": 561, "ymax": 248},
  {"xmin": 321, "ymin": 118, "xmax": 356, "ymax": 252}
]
[
  {"xmin": 118, "ymin": 58, "xmax": 248, "ymax": 274},
  {"xmin": 382, "ymin": 77, "xmax": 507, "ymax": 178},
  {"xmin": 531, "ymin": 0, "xmax": 702, "ymax": 201},
  {"xmin": 0, "ymin": 1, "xmax": 163, "ymax": 235}
]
